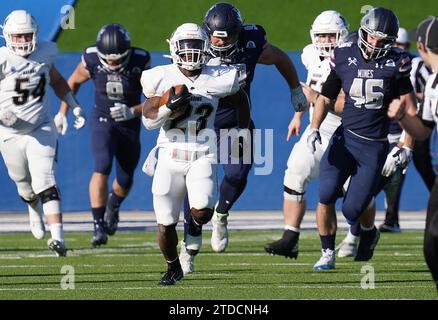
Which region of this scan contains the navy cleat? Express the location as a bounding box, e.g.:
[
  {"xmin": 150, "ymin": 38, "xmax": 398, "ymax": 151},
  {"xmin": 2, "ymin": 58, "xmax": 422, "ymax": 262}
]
[
  {"xmin": 264, "ymin": 238, "xmax": 299, "ymax": 259},
  {"xmin": 378, "ymin": 222, "xmax": 401, "ymax": 233},
  {"xmin": 105, "ymin": 208, "xmax": 120, "ymax": 236},
  {"xmin": 91, "ymin": 224, "xmax": 108, "ymax": 248},
  {"xmin": 158, "ymin": 266, "xmax": 184, "ymax": 286},
  {"xmin": 355, "ymin": 227, "xmax": 380, "ymax": 261}
]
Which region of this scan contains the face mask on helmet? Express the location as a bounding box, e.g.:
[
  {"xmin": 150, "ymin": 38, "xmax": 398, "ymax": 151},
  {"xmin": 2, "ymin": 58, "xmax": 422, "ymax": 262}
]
[
  {"xmin": 209, "ymin": 30, "xmax": 240, "ymax": 62},
  {"xmin": 310, "ymin": 10, "xmax": 349, "ymax": 58},
  {"xmin": 2, "ymin": 10, "xmax": 38, "ymax": 56},
  {"xmin": 169, "ymin": 23, "xmax": 210, "ymax": 71},
  {"xmin": 203, "ymin": 3, "xmax": 243, "ymax": 62},
  {"xmin": 96, "ymin": 23, "xmax": 132, "ymax": 71},
  {"xmin": 357, "ymin": 8, "xmax": 398, "ymax": 60}
]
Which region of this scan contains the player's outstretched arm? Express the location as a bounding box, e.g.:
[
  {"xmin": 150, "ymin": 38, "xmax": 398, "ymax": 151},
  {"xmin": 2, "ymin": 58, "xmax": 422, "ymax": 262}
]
[
  {"xmin": 51, "ymin": 63, "xmax": 88, "ymax": 134},
  {"xmin": 388, "ymin": 92, "xmax": 432, "ymax": 141},
  {"xmin": 258, "ymin": 43, "xmax": 307, "ymax": 112}
]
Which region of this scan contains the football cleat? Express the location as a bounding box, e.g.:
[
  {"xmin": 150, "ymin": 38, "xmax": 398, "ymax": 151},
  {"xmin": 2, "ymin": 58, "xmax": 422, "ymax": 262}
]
[
  {"xmin": 179, "ymin": 241, "xmax": 195, "ymax": 275},
  {"xmin": 104, "ymin": 208, "xmax": 120, "ymax": 236},
  {"xmin": 313, "ymin": 249, "xmax": 336, "ymax": 270},
  {"xmin": 211, "ymin": 209, "xmax": 229, "ymax": 253},
  {"xmin": 47, "ymin": 239, "xmax": 67, "ymax": 257},
  {"xmin": 336, "ymin": 239, "xmax": 359, "ymax": 258},
  {"xmin": 28, "ymin": 206, "xmax": 45, "ymax": 240},
  {"xmin": 158, "ymin": 266, "xmax": 184, "ymax": 286},
  {"xmin": 264, "ymin": 238, "xmax": 299, "ymax": 259},
  {"xmin": 91, "ymin": 225, "xmax": 108, "ymax": 248},
  {"xmin": 355, "ymin": 228, "xmax": 380, "ymax": 261},
  {"xmin": 378, "ymin": 222, "xmax": 401, "ymax": 233}
]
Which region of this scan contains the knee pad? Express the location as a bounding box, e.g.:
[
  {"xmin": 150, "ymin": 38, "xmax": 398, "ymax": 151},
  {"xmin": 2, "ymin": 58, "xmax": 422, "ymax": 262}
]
[
  {"xmin": 116, "ymin": 174, "xmax": 133, "ymax": 191},
  {"xmin": 283, "ymin": 186, "xmax": 306, "ymax": 202},
  {"xmin": 38, "ymin": 186, "xmax": 61, "ymax": 215},
  {"xmin": 20, "ymin": 195, "xmax": 38, "ymax": 204},
  {"xmin": 191, "ymin": 208, "xmax": 214, "ymax": 225},
  {"xmin": 39, "ymin": 186, "xmax": 60, "ymax": 203}
]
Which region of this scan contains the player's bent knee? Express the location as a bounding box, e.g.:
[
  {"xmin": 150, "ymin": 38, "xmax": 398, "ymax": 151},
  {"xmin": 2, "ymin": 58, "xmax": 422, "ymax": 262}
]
[
  {"xmin": 38, "ymin": 186, "xmax": 61, "ymax": 215},
  {"xmin": 283, "ymin": 185, "xmax": 306, "ymax": 202},
  {"xmin": 191, "ymin": 207, "xmax": 214, "ymax": 225}
]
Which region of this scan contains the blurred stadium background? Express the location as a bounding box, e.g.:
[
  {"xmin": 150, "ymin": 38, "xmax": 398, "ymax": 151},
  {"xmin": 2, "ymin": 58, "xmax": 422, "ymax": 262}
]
[{"xmin": 0, "ymin": 0, "xmax": 437, "ymax": 212}]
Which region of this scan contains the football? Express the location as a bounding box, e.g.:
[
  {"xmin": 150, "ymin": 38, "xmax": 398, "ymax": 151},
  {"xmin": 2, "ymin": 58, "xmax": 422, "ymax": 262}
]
[{"xmin": 159, "ymin": 85, "xmax": 190, "ymax": 119}]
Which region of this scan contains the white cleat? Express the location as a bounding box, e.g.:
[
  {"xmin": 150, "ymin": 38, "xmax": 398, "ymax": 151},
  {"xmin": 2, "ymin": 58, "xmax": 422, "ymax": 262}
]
[
  {"xmin": 211, "ymin": 211, "xmax": 229, "ymax": 253},
  {"xmin": 28, "ymin": 202, "xmax": 45, "ymax": 240},
  {"xmin": 336, "ymin": 239, "xmax": 359, "ymax": 258},
  {"xmin": 179, "ymin": 241, "xmax": 195, "ymax": 275},
  {"xmin": 313, "ymin": 249, "xmax": 336, "ymax": 270}
]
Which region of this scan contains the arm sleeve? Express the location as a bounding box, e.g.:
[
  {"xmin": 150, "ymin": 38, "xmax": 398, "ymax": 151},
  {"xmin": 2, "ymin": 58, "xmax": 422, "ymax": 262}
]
[
  {"xmin": 397, "ymin": 54, "xmax": 414, "ymax": 96},
  {"xmin": 321, "ymin": 69, "xmax": 342, "ymax": 100}
]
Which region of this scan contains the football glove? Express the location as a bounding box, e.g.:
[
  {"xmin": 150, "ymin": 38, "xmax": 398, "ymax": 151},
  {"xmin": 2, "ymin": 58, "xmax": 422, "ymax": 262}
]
[
  {"xmin": 381, "ymin": 146, "xmax": 412, "ymax": 177},
  {"xmin": 72, "ymin": 107, "xmax": 86, "ymax": 129},
  {"xmin": 166, "ymin": 85, "xmax": 191, "ymax": 112},
  {"xmin": 306, "ymin": 128, "xmax": 322, "ymax": 154},
  {"xmin": 291, "ymin": 86, "xmax": 308, "ymax": 112},
  {"xmin": 110, "ymin": 103, "xmax": 136, "ymax": 122},
  {"xmin": 54, "ymin": 112, "xmax": 68, "ymax": 135}
]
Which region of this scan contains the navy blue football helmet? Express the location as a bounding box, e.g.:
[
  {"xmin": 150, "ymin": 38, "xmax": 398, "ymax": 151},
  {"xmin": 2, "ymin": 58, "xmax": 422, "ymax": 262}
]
[
  {"xmin": 96, "ymin": 23, "xmax": 131, "ymax": 71},
  {"xmin": 358, "ymin": 7, "xmax": 399, "ymax": 60},
  {"xmin": 203, "ymin": 2, "xmax": 243, "ymax": 61}
]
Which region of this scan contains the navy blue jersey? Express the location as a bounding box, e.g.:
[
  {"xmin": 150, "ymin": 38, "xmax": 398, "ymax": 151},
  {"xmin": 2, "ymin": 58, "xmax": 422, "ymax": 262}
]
[
  {"xmin": 214, "ymin": 24, "xmax": 266, "ymax": 128},
  {"xmin": 82, "ymin": 46, "xmax": 151, "ymax": 118},
  {"xmin": 321, "ymin": 42, "xmax": 413, "ymax": 139}
]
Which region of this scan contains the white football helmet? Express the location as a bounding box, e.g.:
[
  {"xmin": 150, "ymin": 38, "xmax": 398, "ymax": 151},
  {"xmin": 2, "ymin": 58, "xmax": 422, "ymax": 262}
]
[
  {"xmin": 2, "ymin": 10, "xmax": 38, "ymax": 56},
  {"xmin": 310, "ymin": 10, "xmax": 349, "ymax": 57},
  {"xmin": 169, "ymin": 23, "xmax": 209, "ymax": 71}
]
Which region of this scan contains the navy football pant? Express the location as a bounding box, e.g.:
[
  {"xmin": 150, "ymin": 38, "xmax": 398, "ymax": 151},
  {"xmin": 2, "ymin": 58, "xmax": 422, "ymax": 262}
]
[
  {"xmin": 424, "ymin": 177, "xmax": 438, "ymax": 290},
  {"xmin": 91, "ymin": 112, "xmax": 141, "ymax": 190},
  {"xmin": 183, "ymin": 121, "xmax": 255, "ymax": 239},
  {"xmin": 319, "ymin": 126, "xmax": 388, "ymax": 225}
]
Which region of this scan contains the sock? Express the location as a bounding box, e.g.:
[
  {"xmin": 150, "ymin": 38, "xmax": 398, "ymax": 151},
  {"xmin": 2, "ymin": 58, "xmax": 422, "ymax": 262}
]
[
  {"xmin": 187, "ymin": 215, "xmax": 202, "ymax": 237},
  {"xmin": 49, "ymin": 223, "xmax": 64, "ymax": 242},
  {"xmin": 107, "ymin": 191, "xmax": 125, "ymax": 212},
  {"xmin": 92, "ymin": 207, "xmax": 106, "ymax": 229},
  {"xmin": 345, "ymin": 229, "xmax": 360, "ymax": 244},
  {"xmin": 360, "ymin": 224, "xmax": 375, "ymax": 232},
  {"xmin": 320, "ymin": 234, "xmax": 336, "ymax": 251},
  {"xmin": 350, "ymin": 222, "xmax": 361, "ymax": 236},
  {"xmin": 167, "ymin": 257, "xmax": 181, "ymax": 270},
  {"xmin": 285, "ymin": 225, "xmax": 301, "ymax": 233},
  {"xmin": 217, "ymin": 177, "xmax": 247, "ymax": 213}
]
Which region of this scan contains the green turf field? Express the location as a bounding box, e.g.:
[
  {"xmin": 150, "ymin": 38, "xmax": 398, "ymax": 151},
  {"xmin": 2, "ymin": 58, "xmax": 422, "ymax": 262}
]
[
  {"xmin": 0, "ymin": 230, "xmax": 436, "ymax": 299},
  {"xmin": 57, "ymin": 0, "xmax": 438, "ymax": 52}
]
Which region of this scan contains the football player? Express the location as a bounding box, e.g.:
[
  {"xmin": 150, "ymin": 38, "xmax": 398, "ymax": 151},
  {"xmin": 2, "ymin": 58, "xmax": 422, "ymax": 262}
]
[
  {"xmin": 0, "ymin": 10, "xmax": 86, "ymax": 256},
  {"xmin": 308, "ymin": 7, "xmax": 417, "ymax": 270},
  {"xmin": 180, "ymin": 2, "xmax": 307, "ymax": 272},
  {"xmin": 141, "ymin": 23, "xmax": 249, "ymax": 285},
  {"xmin": 264, "ymin": 10, "xmax": 348, "ymax": 259},
  {"xmin": 56, "ymin": 24, "xmax": 151, "ymax": 247},
  {"xmin": 387, "ymin": 16, "xmax": 438, "ymax": 291}
]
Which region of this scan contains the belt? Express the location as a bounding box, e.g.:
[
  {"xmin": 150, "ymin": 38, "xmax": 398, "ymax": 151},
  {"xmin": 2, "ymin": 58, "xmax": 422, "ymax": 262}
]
[{"xmin": 168, "ymin": 148, "xmax": 209, "ymax": 162}]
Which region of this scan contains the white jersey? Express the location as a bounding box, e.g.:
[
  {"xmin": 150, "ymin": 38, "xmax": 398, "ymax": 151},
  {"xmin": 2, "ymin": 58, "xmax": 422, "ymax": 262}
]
[
  {"xmin": 301, "ymin": 44, "xmax": 341, "ymax": 136},
  {"xmin": 0, "ymin": 41, "xmax": 58, "ymax": 140},
  {"xmin": 420, "ymin": 73, "xmax": 438, "ymax": 134},
  {"xmin": 141, "ymin": 63, "xmax": 240, "ymax": 151}
]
